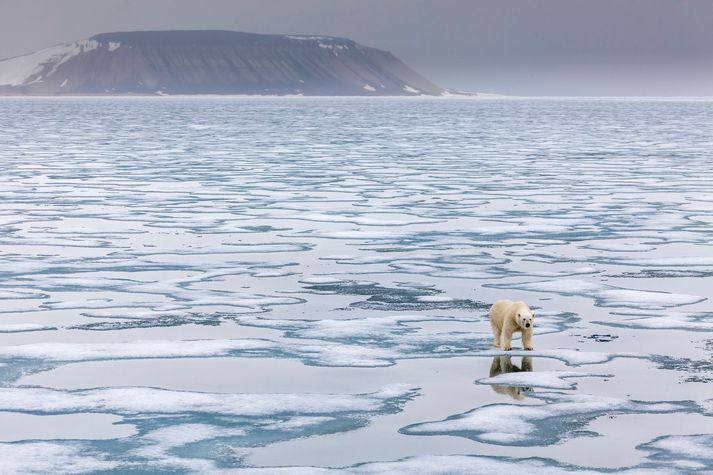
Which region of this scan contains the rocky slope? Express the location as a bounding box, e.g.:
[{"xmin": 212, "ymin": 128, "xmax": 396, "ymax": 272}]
[{"xmin": 0, "ymin": 30, "xmax": 449, "ymax": 96}]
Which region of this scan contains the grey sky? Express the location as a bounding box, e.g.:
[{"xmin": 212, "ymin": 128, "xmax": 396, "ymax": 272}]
[{"xmin": 1, "ymin": 0, "xmax": 712, "ymax": 95}]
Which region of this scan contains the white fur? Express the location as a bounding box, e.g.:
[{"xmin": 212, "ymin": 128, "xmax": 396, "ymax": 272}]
[{"xmin": 489, "ymin": 299, "xmax": 535, "ymax": 351}]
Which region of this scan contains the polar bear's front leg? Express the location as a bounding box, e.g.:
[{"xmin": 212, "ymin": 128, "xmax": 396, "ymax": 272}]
[
  {"xmin": 522, "ymin": 329, "xmax": 534, "ymax": 351},
  {"xmin": 500, "ymin": 321, "xmax": 515, "ymax": 351}
]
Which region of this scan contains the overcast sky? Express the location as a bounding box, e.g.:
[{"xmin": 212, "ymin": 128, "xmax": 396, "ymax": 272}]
[{"xmin": 2, "ymin": 0, "xmax": 713, "ymax": 95}]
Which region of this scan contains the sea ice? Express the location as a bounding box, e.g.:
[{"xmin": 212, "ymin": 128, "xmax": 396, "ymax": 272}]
[{"xmin": 1, "ymin": 97, "xmax": 711, "ymax": 472}]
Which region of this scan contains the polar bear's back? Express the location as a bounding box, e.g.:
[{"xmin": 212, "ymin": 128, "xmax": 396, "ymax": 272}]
[{"xmin": 489, "ymin": 299, "xmax": 514, "ymax": 325}]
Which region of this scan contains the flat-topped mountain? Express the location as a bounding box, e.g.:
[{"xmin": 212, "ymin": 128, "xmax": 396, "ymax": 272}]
[{"xmin": 0, "ymin": 30, "xmax": 451, "ymax": 96}]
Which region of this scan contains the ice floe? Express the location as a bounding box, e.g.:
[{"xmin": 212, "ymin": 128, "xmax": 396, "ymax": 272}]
[
  {"xmin": 0, "ymin": 442, "xmax": 118, "ymax": 474},
  {"xmin": 639, "ymin": 434, "xmax": 713, "ymax": 471},
  {"xmin": 224, "ymin": 454, "xmax": 686, "ymax": 474},
  {"xmin": 0, "ymin": 323, "xmax": 56, "ymax": 333},
  {"xmin": 401, "ymin": 392, "xmax": 700, "ymax": 445},
  {"xmin": 0, "ymin": 339, "xmax": 279, "ymax": 362},
  {"xmin": 489, "ymin": 278, "xmax": 705, "ymax": 310},
  {"xmin": 598, "ymin": 311, "xmax": 713, "ymax": 331},
  {"xmin": 0, "ymin": 385, "xmax": 417, "ymax": 473},
  {"xmin": 478, "ymin": 348, "xmax": 641, "ymax": 366},
  {"xmin": 0, "ymin": 384, "xmax": 417, "ymax": 416},
  {"xmin": 478, "ymin": 369, "xmax": 610, "ymax": 390}
]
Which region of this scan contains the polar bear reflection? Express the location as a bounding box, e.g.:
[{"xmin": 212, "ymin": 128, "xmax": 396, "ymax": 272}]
[{"xmin": 488, "ymin": 356, "xmax": 533, "ymax": 400}]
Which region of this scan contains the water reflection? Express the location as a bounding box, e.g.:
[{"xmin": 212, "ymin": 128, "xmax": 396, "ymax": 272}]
[{"xmin": 488, "ymin": 355, "xmax": 533, "ymax": 400}]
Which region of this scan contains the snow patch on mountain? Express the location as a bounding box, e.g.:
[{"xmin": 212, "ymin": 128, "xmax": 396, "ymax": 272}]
[{"xmin": 0, "ymin": 39, "xmax": 98, "ymax": 86}]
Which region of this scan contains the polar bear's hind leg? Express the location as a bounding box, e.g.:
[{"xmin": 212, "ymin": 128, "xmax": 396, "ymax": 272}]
[
  {"xmin": 500, "ymin": 320, "xmax": 515, "ymax": 351},
  {"xmin": 490, "ymin": 319, "xmax": 502, "ymax": 348}
]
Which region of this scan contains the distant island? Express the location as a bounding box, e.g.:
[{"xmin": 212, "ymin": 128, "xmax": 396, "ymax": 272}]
[{"xmin": 0, "ymin": 30, "xmax": 464, "ymax": 96}]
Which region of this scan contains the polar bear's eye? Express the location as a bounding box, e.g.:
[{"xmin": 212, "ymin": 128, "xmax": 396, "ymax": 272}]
[{"xmin": 517, "ymin": 313, "xmax": 521, "ymax": 317}]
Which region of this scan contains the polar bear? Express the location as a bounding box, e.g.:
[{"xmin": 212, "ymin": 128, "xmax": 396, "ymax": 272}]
[{"xmin": 489, "ymin": 299, "xmax": 535, "ymax": 351}]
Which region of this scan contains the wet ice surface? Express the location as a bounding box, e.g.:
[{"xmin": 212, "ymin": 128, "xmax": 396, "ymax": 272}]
[{"xmin": 0, "ymin": 97, "xmax": 712, "ymax": 474}]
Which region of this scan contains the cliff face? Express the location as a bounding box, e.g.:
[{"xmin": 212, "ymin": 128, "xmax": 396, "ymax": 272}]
[{"xmin": 0, "ymin": 30, "xmax": 447, "ymax": 96}]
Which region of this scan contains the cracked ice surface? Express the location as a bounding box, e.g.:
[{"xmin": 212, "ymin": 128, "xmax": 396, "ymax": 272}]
[{"xmin": 0, "ymin": 97, "xmax": 712, "ymax": 473}]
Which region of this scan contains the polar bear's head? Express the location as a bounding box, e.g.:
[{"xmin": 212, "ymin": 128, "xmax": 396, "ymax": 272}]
[{"xmin": 514, "ymin": 303, "xmax": 535, "ymax": 329}]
